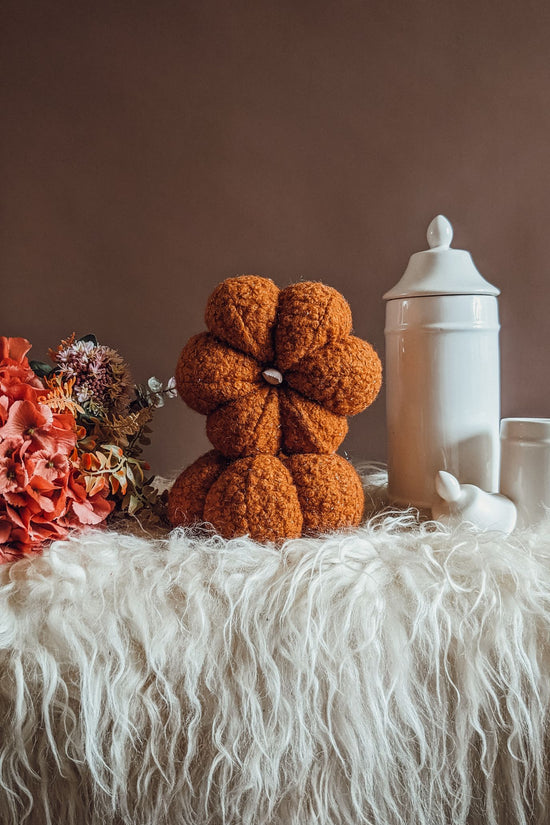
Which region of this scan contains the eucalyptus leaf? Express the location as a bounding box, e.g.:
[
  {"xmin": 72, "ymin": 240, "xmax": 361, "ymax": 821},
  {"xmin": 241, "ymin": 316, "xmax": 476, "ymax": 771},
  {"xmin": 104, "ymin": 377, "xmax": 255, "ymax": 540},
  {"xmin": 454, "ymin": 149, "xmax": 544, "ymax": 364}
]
[
  {"xmin": 29, "ymin": 360, "xmax": 54, "ymax": 379},
  {"xmin": 147, "ymin": 376, "xmax": 163, "ymax": 393},
  {"xmin": 128, "ymin": 495, "xmax": 141, "ymax": 515}
]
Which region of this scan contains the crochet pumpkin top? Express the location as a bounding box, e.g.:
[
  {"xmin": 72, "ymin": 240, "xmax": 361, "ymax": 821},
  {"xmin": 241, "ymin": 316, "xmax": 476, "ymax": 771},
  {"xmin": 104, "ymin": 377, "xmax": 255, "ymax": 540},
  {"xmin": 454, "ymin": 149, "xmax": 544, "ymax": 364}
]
[{"xmin": 176, "ymin": 275, "xmax": 382, "ymax": 458}]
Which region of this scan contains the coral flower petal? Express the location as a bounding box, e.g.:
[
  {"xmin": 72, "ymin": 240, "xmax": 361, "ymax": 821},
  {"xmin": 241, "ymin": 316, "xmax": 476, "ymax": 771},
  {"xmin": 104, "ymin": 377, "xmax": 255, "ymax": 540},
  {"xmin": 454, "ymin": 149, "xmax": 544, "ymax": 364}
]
[
  {"xmin": 70, "ymin": 496, "xmax": 113, "ymax": 525},
  {"xmin": 26, "ymin": 487, "xmax": 56, "ymax": 513},
  {"xmin": 0, "ymin": 337, "xmax": 32, "ymax": 363},
  {"xmin": 0, "ymin": 399, "xmax": 51, "ymax": 440},
  {"xmin": 5, "ymin": 503, "xmax": 29, "ymax": 530},
  {"xmin": 0, "ymin": 520, "xmax": 12, "ymax": 544}
]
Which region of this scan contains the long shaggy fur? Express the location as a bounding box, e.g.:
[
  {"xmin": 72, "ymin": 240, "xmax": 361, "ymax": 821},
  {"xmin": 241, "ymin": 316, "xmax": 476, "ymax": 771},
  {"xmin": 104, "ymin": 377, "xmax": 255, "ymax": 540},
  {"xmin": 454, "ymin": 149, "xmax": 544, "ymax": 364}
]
[{"xmin": 1, "ymin": 470, "xmax": 550, "ymax": 824}]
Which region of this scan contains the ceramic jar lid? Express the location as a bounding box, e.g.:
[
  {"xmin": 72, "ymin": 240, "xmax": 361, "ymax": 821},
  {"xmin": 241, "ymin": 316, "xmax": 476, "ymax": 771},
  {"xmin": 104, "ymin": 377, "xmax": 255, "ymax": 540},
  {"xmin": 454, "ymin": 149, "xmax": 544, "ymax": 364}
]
[{"xmin": 383, "ymin": 215, "xmax": 500, "ymax": 300}]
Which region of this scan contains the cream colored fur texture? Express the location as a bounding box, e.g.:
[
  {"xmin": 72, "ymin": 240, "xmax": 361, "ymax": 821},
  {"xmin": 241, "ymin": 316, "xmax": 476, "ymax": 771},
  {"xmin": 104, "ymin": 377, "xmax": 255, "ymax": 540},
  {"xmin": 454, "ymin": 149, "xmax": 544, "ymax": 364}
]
[{"xmin": 1, "ymin": 487, "xmax": 550, "ymax": 824}]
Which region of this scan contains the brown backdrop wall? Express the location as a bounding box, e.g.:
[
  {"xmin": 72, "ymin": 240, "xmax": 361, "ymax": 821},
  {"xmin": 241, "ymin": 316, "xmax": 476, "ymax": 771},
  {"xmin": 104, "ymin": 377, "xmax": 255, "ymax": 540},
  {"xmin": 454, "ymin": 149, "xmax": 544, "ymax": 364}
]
[{"xmin": 2, "ymin": 0, "xmax": 550, "ymax": 477}]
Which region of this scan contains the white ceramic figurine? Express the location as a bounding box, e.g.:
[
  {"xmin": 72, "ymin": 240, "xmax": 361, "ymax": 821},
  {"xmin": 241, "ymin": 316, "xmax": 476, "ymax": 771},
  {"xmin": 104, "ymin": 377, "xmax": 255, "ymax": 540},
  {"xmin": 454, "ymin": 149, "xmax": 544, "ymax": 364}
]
[{"xmin": 432, "ymin": 470, "xmax": 517, "ymax": 535}]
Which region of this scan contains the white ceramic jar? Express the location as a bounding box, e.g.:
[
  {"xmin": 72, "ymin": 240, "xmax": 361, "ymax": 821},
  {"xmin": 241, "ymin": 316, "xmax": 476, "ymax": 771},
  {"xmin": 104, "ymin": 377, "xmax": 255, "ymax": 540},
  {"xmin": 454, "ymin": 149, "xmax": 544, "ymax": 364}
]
[{"xmin": 384, "ymin": 216, "xmax": 501, "ymax": 509}]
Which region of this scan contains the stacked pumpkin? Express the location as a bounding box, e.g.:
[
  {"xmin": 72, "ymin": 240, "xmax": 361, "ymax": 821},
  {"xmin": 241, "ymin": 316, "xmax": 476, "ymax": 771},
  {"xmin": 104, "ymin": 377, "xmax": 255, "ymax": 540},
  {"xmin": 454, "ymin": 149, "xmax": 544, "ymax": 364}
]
[{"xmin": 168, "ymin": 275, "xmax": 382, "ymax": 543}]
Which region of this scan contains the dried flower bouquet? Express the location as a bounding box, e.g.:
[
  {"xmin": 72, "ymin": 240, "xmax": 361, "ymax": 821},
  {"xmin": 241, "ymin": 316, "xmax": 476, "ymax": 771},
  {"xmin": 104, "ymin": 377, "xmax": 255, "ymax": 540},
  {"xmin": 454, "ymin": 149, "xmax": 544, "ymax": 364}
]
[{"xmin": 0, "ymin": 335, "xmax": 175, "ymax": 560}]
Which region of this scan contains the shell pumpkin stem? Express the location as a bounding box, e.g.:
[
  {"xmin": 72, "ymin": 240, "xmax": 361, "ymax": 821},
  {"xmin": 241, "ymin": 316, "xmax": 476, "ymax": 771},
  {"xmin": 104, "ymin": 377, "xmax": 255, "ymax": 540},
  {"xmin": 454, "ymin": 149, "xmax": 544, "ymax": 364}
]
[{"xmin": 262, "ymin": 367, "xmax": 284, "ymax": 386}]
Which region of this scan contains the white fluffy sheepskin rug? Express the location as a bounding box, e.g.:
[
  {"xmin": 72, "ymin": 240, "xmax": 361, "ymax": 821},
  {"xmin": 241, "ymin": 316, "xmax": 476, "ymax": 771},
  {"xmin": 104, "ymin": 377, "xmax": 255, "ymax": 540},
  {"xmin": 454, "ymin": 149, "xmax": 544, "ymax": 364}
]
[{"xmin": 1, "ymin": 470, "xmax": 550, "ymax": 825}]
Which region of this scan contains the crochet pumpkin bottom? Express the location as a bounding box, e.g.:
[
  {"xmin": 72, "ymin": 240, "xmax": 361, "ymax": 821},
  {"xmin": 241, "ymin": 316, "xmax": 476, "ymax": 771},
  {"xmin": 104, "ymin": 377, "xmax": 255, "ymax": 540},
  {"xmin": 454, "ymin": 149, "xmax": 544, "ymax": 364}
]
[{"xmin": 168, "ymin": 451, "xmax": 365, "ymax": 542}]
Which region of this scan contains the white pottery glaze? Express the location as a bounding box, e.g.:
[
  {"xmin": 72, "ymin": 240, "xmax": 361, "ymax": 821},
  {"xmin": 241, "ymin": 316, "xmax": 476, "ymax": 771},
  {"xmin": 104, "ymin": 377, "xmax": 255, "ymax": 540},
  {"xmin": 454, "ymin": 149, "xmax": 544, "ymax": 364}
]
[
  {"xmin": 499, "ymin": 418, "xmax": 550, "ymax": 527},
  {"xmin": 432, "ymin": 470, "xmax": 517, "ymax": 535},
  {"xmin": 384, "ymin": 216, "xmax": 501, "ymax": 509}
]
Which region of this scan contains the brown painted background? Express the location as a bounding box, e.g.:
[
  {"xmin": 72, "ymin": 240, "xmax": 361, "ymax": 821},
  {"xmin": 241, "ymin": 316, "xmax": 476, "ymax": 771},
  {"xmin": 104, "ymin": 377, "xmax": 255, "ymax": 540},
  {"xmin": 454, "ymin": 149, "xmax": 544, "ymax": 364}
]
[{"xmin": 2, "ymin": 0, "xmax": 550, "ymax": 477}]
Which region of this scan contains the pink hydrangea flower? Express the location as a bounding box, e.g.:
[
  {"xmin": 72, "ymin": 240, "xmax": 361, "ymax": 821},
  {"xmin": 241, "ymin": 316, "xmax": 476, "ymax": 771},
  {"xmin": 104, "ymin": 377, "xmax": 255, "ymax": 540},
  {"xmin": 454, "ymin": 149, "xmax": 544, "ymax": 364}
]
[
  {"xmin": 0, "ymin": 338, "xmax": 44, "ymax": 420},
  {"xmin": 0, "ymin": 337, "xmax": 114, "ymax": 559}
]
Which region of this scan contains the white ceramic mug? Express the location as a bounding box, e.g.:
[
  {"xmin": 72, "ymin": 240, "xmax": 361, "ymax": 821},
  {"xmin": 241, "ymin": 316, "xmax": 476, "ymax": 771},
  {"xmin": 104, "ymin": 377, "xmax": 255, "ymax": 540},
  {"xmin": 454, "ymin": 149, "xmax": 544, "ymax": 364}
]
[{"xmin": 499, "ymin": 418, "xmax": 550, "ymax": 527}]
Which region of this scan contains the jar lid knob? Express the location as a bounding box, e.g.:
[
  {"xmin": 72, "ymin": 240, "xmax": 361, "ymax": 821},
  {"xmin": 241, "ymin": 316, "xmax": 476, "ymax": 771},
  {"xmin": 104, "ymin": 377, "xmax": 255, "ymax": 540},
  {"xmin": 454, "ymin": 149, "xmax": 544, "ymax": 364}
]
[
  {"xmin": 382, "ymin": 213, "xmax": 500, "ymax": 300},
  {"xmin": 427, "ymin": 214, "xmax": 453, "ymax": 249}
]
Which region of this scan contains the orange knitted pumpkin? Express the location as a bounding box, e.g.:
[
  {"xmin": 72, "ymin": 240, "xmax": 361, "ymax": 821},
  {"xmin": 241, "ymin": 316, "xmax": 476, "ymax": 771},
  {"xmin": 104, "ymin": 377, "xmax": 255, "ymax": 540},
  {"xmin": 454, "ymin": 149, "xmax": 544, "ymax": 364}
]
[
  {"xmin": 168, "ymin": 450, "xmax": 364, "ymax": 544},
  {"xmin": 176, "ymin": 276, "xmax": 382, "ymax": 458}
]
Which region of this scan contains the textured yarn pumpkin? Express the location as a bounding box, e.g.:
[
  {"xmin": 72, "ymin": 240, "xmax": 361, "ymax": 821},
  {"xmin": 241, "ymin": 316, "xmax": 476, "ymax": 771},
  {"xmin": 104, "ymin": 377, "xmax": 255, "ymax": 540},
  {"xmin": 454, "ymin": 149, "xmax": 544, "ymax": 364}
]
[
  {"xmin": 168, "ymin": 451, "xmax": 364, "ymax": 544},
  {"xmin": 176, "ymin": 276, "xmax": 382, "ymax": 458}
]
